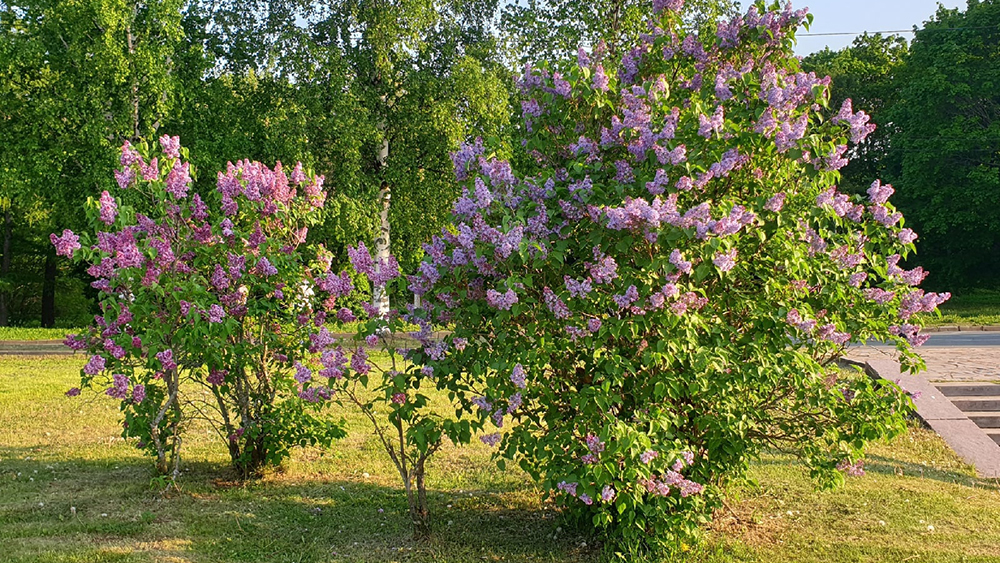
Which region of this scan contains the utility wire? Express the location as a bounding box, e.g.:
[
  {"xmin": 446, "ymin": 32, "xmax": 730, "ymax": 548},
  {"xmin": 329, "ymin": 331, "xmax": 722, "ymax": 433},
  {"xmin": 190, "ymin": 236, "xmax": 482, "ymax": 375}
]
[{"xmin": 800, "ymin": 25, "xmax": 1000, "ymax": 37}]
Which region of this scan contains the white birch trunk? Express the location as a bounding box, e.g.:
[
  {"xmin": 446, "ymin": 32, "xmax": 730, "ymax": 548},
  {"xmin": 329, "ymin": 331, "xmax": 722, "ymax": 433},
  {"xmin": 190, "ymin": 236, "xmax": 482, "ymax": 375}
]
[{"xmin": 372, "ymin": 124, "xmax": 391, "ymax": 316}]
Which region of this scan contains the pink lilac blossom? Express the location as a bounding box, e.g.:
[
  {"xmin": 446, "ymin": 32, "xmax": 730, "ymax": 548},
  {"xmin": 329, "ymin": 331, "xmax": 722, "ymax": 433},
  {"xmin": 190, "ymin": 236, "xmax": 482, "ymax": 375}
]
[
  {"xmin": 98, "ymin": 191, "xmax": 118, "ymax": 225},
  {"xmin": 713, "ymin": 248, "xmax": 737, "ymax": 272},
  {"xmin": 867, "ymin": 179, "xmax": 894, "ymax": 205},
  {"xmin": 51, "ymin": 230, "xmax": 81, "ymax": 258},
  {"xmin": 836, "ymin": 459, "xmax": 865, "ymax": 477},
  {"xmin": 165, "ymin": 161, "xmax": 192, "ymax": 199},
  {"xmin": 159, "ymin": 135, "xmax": 181, "ymax": 159},
  {"xmin": 764, "ymin": 192, "xmax": 786, "ymax": 212}
]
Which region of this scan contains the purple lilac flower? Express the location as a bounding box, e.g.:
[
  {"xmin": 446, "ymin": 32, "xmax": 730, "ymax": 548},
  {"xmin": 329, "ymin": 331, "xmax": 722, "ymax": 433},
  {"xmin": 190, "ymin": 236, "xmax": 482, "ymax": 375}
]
[
  {"xmin": 207, "ymin": 304, "xmax": 226, "ymax": 323},
  {"xmin": 511, "ymin": 364, "xmax": 527, "ymax": 389},
  {"xmin": 543, "ymin": 287, "xmax": 571, "ymax": 319},
  {"xmin": 613, "ymin": 285, "xmax": 639, "ymax": 309},
  {"xmin": 486, "ymin": 288, "xmax": 519, "ymax": 310},
  {"xmin": 507, "ymin": 392, "xmax": 522, "ymax": 413},
  {"xmin": 106, "ymin": 373, "xmax": 130, "ymax": 400},
  {"xmin": 765, "ymin": 193, "xmax": 786, "ymax": 212},
  {"xmin": 480, "ymin": 433, "xmax": 501, "ymax": 447},
  {"xmin": 66, "ymin": 387, "xmax": 81, "ymax": 397},
  {"xmin": 588, "ymin": 250, "xmax": 618, "ymax": 284},
  {"xmin": 211, "ymin": 265, "xmax": 230, "ymax": 290},
  {"xmin": 849, "ymin": 272, "xmax": 868, "ymax": 287},
  {"xmin": 614, "ymin": 160, "xmax": 635, "ymax": 183},
  {"xmin": 132, "ymin": 384, "xmax": 146, "ymax": 404},
  {"xmin": 557, "ymin": 481, "xmax": 578, "ymax": 496},
  {"xmin": 601, "ymin": 485, "xmax": 616, "ymax": 502},
  {"xmin": 256, "ymin": 258, "xmax": 278, "ymax": 276},
  {"xmin": 83, "ymin": 355, "xmax": 106, "ymax": 375},
  {"xmin": 115, "ymin": 168, "xmax": 134, "ymax": 190},
  {"xmin": 640, "ymin": 450, "xmax": 659, "ymax": 464},
  {"xmin": 579, "ymin": 494, "xmax": 593, "ymax": 505},
  {"xmin": 207, "ymin": 369, "xmax": 227, "ymax": 385},
  {"xmin": 348, "ymin": 243, "xmax": 375, "ymax": 278},
  {"xmin": 593, "ymin": 64, "xmax": 610, "ymax": 91},
  {"xmin": 565, "ymin": 277, "xmax": 592, "ymax": 298},
  {"xmin": 350, "ymin": 347, "xmax": 370, "ymax": 375},
  {"xmin": 898, "ymin": 228, "xmax": 918, "ymax": 244},
  {"xmin": 587, "ymin": 318, "xmax": 602, "ymax": 333},
  {"xmin": 156, "ymin": 349, "xmax": 177, "ymax": 371},
  {"xmin": 697, "ymin": 105, "xmax": 725, "ymax": 138}
]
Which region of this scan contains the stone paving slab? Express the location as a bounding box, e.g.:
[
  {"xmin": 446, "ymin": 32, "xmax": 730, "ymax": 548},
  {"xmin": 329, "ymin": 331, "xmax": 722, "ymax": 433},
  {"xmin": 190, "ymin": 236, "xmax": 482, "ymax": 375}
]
[
  {"xmin": 864, "ymin": 358, "xmax": 1000, "ymax": 479},
  {"xmin": 849, "ymin": 346, "xmax": 1000, "ymax": 382}
]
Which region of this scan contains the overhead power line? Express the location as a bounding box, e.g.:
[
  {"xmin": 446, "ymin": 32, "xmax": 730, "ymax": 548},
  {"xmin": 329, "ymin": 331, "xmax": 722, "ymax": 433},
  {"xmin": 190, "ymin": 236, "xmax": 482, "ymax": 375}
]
[{"xmin": 800, "ymin": 25, "xmax": 1000, "ymax": 37}]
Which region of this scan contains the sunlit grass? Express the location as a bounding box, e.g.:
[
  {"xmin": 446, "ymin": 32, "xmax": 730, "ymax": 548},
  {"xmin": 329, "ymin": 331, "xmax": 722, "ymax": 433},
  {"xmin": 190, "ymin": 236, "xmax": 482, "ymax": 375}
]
[
  {"xmin": 921, "ymin": 289, "xmax": 1000, "ymax": 327},
  {"xmin": 2, "ymin": 356, "xmax": 1000, "ymax": 562}
]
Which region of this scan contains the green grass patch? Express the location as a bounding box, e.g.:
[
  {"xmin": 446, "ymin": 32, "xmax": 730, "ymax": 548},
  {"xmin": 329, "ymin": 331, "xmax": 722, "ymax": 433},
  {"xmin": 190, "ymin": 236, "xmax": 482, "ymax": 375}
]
[
  {"xmin": 921, "ymin": 289, "xmax": 1000, "ymax": 327},
  {"xmin": 2, "ymin": 356, "xmax": 999, "ymax": 562},
  {"xmin": 0, "ymin": 328, "xmax": 83, "ymax": 341}
]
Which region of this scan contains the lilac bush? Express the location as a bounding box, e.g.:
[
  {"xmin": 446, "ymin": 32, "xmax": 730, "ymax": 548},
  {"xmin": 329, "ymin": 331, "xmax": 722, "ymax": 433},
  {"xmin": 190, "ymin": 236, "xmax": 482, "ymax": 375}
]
[
  {"xmin": 296, "ymin": 240, "xmax": 472, "ymax": 537},
  {"xmin": 403, "ymin": 0, "xmax": 948, "ymax": 551},
  {"xmin": 55, "ymin": 137, "xmax": 345, "ymax": 479}
]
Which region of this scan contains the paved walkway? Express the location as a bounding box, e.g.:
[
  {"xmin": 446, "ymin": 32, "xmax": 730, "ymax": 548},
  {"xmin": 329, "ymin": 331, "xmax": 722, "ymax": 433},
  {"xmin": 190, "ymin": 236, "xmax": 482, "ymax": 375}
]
[{"xmin": 848, "ymin": 345, "xmax": 1000, "ymax": 382}]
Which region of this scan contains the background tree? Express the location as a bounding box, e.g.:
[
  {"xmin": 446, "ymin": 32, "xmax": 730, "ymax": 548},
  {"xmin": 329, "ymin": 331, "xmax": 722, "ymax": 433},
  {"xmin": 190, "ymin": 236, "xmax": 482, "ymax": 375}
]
[
  {"xmin": 0, "ymin": 0, "xmax": 183, "ymax": 325},
  {"xmin": 887, "ymin": 0, "xmax": 1000, "ymax": 290},
  {"xmin": 501, "ymin": 0, "xmax": 741, "ymax": 65},
  {"xmin": 802, "ymin": 33, "xmax": 908, "ymax": 195}
]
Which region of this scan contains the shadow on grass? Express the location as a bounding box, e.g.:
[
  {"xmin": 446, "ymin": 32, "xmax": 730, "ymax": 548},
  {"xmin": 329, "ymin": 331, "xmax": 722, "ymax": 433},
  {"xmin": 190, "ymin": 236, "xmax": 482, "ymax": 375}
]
[
  {"xmin": 750, "ymin": 448, "xmax": 987, "ymax": 489},
  {"xmin": 0, "ymin": 446, "xmax": 599, "ymax": 563}
]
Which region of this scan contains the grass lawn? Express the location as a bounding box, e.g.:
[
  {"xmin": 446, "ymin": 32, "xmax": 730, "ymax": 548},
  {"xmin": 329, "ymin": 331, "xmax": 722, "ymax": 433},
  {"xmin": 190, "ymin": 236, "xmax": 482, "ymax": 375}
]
[
  {"xmin": 0, "ymin": 328, "xmax": 82, "ymax": 341},
  {"xmin": 922, "ymin": 290, "xmax": 1000, "ymax": 327},
  {"xmin": 2, "ymin": 356, "xmax": 1000, "ymax": 562}
]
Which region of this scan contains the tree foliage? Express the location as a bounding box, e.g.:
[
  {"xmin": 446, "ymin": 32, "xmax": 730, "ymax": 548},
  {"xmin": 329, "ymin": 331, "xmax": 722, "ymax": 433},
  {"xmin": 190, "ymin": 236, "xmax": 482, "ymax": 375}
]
[
  {"xmin": 887, "ymin": 0, "xmax": 1000, "ymax": 290},
  {"xmin": 802, "ymin": 33, "xmax": 908, "ymax": 195}
]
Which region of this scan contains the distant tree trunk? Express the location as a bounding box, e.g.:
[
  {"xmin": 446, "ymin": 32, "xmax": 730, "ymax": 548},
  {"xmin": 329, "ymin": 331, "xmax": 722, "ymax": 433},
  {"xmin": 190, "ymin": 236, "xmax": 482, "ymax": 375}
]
[
  {"xmin": 0, "ymin": 209, "xmax": 11, "ymax": 326},
  {"xmin": 41, "ymin": 249, "xmax": 56, "ymax": 328},
  {"xmin": 126, "ymin": 6, "xmax": 140, "ymax": 142},
  {"xmin": 372, "ymin": 116, "xmax": 391, "ymax": 316}
]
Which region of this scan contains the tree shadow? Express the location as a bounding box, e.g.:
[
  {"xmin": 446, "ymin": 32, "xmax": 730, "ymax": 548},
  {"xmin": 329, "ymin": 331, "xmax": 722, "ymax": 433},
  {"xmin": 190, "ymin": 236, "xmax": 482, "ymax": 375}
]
[{"xmin": 0, "ymin": 445, "xmax": 600, "ymax": 562}]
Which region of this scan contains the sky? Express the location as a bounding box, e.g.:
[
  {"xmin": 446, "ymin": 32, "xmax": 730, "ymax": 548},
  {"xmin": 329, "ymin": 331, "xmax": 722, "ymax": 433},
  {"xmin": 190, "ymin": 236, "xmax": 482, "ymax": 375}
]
[{"xmin": 791, "ymin": 0, "xmax": 966, "ymax": 55}]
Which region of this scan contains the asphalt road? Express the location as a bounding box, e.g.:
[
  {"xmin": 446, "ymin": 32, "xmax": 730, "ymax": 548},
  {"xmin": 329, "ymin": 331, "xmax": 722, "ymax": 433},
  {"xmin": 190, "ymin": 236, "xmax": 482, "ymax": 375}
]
[{"xmin": 863, "ymin": 332, "xmax": 1000, "ymax": 348}]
